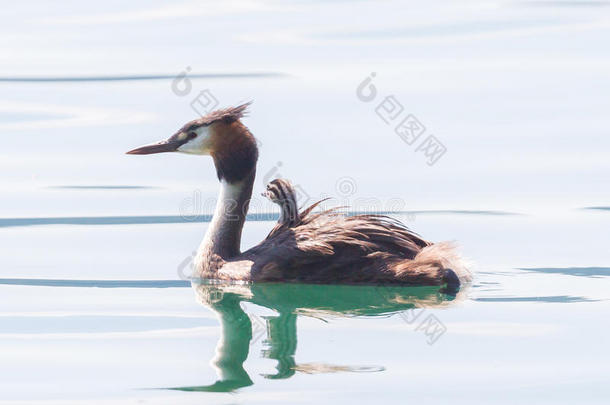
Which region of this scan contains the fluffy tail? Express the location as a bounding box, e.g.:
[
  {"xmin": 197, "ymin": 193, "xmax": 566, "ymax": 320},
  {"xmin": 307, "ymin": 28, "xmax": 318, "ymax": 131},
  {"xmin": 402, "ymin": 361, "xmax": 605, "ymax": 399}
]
[{"xmin": 392, "ymin": 242, "xmax": 472, "ymax": 290}]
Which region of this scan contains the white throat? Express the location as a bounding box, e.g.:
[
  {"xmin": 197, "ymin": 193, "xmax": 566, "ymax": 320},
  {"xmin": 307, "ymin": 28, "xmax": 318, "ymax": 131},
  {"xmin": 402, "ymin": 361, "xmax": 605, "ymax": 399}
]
[
  {"xmin": 196, "ymin": 178, "xmax": 252, "ymax": 271},
  {"xmin": 204, "ymin": 180, "xmax": 245, "ymax": 242}
]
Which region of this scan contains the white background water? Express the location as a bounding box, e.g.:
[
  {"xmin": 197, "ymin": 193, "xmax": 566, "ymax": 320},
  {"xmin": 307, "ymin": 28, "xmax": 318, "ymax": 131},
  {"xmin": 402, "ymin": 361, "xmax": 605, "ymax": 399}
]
[{"xmin": 1, "ymin": 1, "xmax": 609, "ymax": 403}]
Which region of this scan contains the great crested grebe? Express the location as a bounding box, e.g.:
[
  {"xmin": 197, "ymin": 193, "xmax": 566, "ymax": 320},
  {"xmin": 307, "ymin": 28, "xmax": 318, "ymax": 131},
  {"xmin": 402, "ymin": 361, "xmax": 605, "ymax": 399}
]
[{"xmin": 127, "ymin": 103, "xmax": 470, "ymax": 287}]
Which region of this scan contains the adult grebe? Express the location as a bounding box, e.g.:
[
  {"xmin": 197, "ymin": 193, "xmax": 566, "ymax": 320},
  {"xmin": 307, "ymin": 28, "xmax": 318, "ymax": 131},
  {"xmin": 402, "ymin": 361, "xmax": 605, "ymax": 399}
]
[{"xmin": 127, "ymin": 103, "xmax": 470, "ymax": 287}]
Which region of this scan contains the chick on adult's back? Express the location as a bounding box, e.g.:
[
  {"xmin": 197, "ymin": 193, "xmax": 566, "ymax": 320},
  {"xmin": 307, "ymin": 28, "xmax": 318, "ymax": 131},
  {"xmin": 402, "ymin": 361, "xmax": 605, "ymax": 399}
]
[{"xmin": 257, "ymin": 178, "xmax": 469, "ymax": 286}]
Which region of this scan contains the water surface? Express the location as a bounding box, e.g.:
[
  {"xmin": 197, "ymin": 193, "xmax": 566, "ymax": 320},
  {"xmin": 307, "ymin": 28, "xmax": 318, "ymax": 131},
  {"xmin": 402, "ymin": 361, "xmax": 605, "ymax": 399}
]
[{"xmin": 1, "ymin": 0, "xmax": 609, "ymax": 403}]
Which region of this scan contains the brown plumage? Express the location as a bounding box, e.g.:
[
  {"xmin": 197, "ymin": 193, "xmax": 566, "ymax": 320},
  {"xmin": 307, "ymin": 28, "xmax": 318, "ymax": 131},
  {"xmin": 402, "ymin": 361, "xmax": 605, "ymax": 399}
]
[
  {"xmin": 179, "ymin": 102, "xmax": 250, "ymax": 130},
  {"xmin": 253, "ymin": 179, "xmax": 465, "ymax": 286},
  {"xmin": 127, "ymin": 103, "xmax": 471, "ymax": 289}
]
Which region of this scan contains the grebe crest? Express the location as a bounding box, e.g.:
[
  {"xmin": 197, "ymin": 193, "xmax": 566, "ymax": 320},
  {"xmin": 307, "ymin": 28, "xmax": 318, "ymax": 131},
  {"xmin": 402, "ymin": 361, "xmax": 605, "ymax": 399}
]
[{"xmin": 127, "ymin": 102, "xmax": 258, "ymax": 184}]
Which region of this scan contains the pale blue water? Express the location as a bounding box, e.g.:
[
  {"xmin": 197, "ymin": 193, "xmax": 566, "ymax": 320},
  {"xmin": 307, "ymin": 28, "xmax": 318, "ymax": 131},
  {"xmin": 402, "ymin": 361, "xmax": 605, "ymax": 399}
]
[{"xmin": 1, "ymin": 1, "xmax": 609, "ymax": 403}]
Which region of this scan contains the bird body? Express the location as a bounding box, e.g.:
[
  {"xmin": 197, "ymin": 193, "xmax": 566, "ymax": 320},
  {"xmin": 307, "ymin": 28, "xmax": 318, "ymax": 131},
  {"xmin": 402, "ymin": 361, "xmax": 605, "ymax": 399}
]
[{"xmin": 127, "ymin": 103, "xmax": 470, "ymax": 288}]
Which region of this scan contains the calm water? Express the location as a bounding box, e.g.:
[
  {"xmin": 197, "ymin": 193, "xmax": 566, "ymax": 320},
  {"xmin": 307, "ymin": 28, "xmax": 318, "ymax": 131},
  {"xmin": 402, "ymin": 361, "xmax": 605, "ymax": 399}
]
[{"xmin": 1, "ymin": 1, "xmax": 609, "ymax": 403}]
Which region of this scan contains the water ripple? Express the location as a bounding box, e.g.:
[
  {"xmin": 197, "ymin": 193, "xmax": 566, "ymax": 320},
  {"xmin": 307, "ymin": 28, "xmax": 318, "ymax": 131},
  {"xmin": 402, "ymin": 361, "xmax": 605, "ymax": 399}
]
[
  {"xmin": 0, "ymin": 73, "xmax": 287, "ymax": 83},
  {"xmin": 0, "ymin": 210, "xmax": 521, "ymax": 228},
  {"xmin": 519, "ymin": 267, "xmax": 610, "ymax": 278},
  {"xmin": 0, "ymin": 278, "xmax": 189, "ymax": 288},
  {"xmin": 475, "ymin": 295, "xmax": 597, "ymax": 303}
]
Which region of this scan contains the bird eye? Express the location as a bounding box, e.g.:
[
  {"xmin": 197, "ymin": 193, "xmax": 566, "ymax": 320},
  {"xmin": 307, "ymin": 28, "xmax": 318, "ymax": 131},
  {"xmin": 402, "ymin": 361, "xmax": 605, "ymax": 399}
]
[{"xmin": 187, "ymin": 132, "xmax": 197, "ymax": 139}]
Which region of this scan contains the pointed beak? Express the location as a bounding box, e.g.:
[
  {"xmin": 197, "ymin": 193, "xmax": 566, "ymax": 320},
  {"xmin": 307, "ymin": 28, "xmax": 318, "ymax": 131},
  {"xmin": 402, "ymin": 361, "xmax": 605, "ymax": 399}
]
[{"xmin": 126, "ymin": 138, "xmax": 184, "ymax": 155}]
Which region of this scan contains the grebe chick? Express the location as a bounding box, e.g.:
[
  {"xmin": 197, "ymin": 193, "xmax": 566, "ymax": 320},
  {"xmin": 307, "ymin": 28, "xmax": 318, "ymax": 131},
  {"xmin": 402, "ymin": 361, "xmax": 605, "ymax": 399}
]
[
  {"xmin": 127, "ymin": 103, "xmax": 471, "ymax": 288},
  {"xmin": 262, "ymin": 178, "xmax": 301, "ymax": 228}
]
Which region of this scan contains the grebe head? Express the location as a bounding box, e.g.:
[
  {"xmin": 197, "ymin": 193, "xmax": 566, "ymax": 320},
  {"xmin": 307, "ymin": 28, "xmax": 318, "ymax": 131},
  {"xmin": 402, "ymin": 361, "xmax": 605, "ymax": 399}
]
[{"xmin": 127, "ymin": 102, "xmax": 258, "ymax": 183}]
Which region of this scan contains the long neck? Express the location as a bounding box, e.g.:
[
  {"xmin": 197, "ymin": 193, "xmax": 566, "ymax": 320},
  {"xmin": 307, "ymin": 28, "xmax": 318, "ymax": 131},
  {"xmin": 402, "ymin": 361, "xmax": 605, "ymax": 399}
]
[
  {"xmin": 198, "ymin": 170, "xmax": 255, "ymax": 268},
  {"xmin": 195, "ymin": 119, "xmax": 258, "ymax": 277}
]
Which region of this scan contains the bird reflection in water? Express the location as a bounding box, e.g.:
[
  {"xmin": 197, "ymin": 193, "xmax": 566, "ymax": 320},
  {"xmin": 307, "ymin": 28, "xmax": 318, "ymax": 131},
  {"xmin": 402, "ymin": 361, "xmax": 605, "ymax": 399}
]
[{"xmin": 168, "ymin": 281, "xmax": 466, "ymax": 392}]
